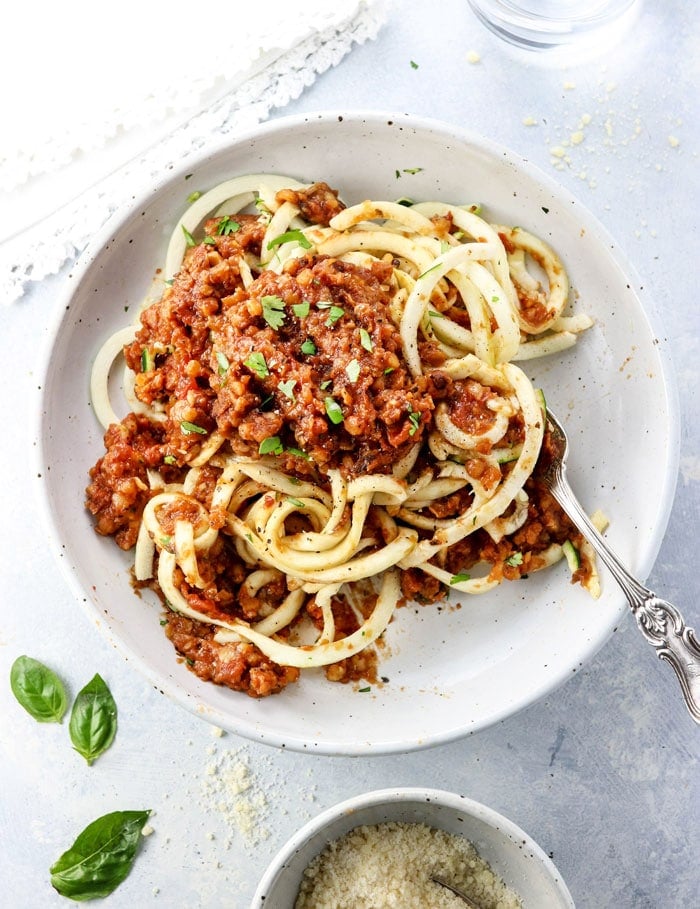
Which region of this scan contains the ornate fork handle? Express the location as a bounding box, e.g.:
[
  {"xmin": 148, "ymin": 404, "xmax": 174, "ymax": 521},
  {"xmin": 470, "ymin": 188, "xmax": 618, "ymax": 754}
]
[{"xmin": 548, "ymin": 461, "xmax": 700, "ymax": 724}]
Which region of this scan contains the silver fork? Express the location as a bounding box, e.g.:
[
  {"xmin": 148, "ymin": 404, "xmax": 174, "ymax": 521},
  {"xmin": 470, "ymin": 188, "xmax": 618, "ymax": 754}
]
[{"xmin": 541, "ymin": 407, "xmax": 700, "ymax": 723}]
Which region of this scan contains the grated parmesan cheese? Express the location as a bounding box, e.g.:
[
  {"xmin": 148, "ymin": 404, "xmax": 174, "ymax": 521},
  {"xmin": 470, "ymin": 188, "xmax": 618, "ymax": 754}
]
[{"xmin": 294, "ymin": 821, "xmax": 522, "ymax": 909}]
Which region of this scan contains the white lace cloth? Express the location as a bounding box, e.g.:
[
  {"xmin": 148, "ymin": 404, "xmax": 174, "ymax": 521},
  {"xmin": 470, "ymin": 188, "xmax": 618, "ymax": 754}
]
[{"xmin": 1, "ymin": 0, "xmax": 387, "ymax": 304}]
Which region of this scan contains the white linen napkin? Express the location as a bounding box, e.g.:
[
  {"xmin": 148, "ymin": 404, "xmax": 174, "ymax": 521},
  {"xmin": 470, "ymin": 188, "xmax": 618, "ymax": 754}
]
[{"xmin": 1, "ymin": 0, "xmax": 387, "ymax": 304}]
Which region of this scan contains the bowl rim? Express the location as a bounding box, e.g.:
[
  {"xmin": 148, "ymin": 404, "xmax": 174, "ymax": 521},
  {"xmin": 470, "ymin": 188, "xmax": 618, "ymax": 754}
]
[
  {"xmin": 251, "ymin": 785, "xmax": 575, "ymax": 907},
  {"xmin": 35, "ymin": 108, "xmax": 680, "ymax": 755}
]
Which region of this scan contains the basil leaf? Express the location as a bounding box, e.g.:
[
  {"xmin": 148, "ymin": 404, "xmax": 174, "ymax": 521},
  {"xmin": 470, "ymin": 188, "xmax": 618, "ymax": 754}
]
[
  {"xmin": 50, "ymin": 810, "xmax": 150, "ymax": 901},
  {"xmin": 10, "ymin": 655, "xmax": 67, "ymax": 723},
  {"xmin": 69, "ymin": 674, "xmax": 117, "ymax": 766}
]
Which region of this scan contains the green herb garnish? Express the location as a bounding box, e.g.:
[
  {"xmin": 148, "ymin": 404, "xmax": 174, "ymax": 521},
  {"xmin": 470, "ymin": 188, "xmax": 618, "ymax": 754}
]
[
  {"xmin": 324, "ymin": 397, "xmax": 344, "ymax": 425},
  {"xmin": 292, "ymin": 301, "xmax": 310, "ymax": 318},
  {"xmin": 216, "ymin": 351, "xmax": 230, "ymax": 376},
  {"xmin": 163, "ymin": 454, "xmax": 177, "ymax": 465},
  {"xmin": 505, "ymin": 552, "xmax": 524, "ymax": 567},
  {"xmin": 181, "ymin": 225, "xmax": 196, "ymax": 247},
  {"xmin": 345, "ymin": 359, "xmax": 360, "ymax": 383},
  {"xmin": 244, "ymin": 351, "xmax": 269, "ymax": 379},
  {"xmin": 259, "ymin": 436, "xmax": 284, "ymax": 456},
  {"xmin": 359, "ymin": 328, "xmax": 373, "ymax": 351},
  {"xmin": 301, "ymin": 339, "xmax": 317, "ymax": 355},
  {"xmin": 408, "ymin": 409, "xmax": 421, "ymax": 436},
  {"xmin": 450, "ymin": 573, "xmax": 471, "ymax": 585},
  {"xmin": 278, "ymin": 379, "xmax": 296, "ymax": 401},
  {"xmin": 326, "ymin": 305, "xmax": 344, "ymax": 326},
  {"xmin": 403, "ymin": 167, "xmax": 424, "ymax": 175},
  {"xmin": 287, "ymin": 497, "xmax": 306, "ymax": 508},
  {"xmin": 267, "ymin": 229, "xmax": 312, "ymax": 250},
  {"xmin": 180, "ymin": 421, "xmax": 207, "ymax": 435},
  {"xmin": 287, "ymin": 447, "xmax": 310, "ymax": 460},
  {"xmin": 186, "ymin": 190, "xmax": 202, "ymax": 203},
  {"xmin": 261, "ymin": 294, "xmax": 286, "ymax": 330},
  {"xmin": 140, "ymin": 348, "xmax": 154, "ymax": 373},
  {"xmin": 217, "ymin": 215, "xmax": 240, "ymax": 235}
]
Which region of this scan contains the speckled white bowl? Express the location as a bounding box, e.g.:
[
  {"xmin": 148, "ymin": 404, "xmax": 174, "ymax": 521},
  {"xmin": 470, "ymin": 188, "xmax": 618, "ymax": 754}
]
[
  {"xmin": 252, "ymin": 787, "xmax": 575, "ymax": 908},
  {"xmin": 39, "ymin": 110, "xmax": 678, "ymax": 755}
]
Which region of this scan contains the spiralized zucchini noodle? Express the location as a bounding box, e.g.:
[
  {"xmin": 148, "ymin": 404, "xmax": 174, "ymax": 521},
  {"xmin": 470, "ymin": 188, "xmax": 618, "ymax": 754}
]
[{"xmin": 86, "ymin": 173, "xmax": 601, "ymax": 696}]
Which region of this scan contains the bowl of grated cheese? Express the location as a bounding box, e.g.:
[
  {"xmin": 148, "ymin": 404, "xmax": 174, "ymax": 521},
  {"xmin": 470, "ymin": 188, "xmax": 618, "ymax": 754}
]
[{"xmin": 252, "ymin": 787, "xmax": 574, "ymax": 908}]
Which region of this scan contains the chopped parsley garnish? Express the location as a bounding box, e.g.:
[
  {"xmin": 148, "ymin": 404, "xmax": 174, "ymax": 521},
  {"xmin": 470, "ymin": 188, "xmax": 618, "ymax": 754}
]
[
  {"xmin": 217, "ymin": 215, "xmax": 240, "ymax": 235},
  {"xmin": 324, "ymin": 396, "xmax": 344, "ymax": 425},
  {"xmin": 292, "ymin": 301, "xmax": 310, "ymax": 319},
  {"xmin": 407, "ymin": 409, "xmax": 421, "ymax": 436},
  {"xmin": 396, "ymin": 197, "xmax": 414, "ymax": 207},
  {"xmin": 244, "ymin": 351, "xmax": 269, "ymax": 379},
  {"xmin": 202, "ymin": 236, "xmax": 217, "ymax": 245},
  {"xmin": 140, "ymin": 349, "xmax": 154, "ymax": 373},
  {"xmin": 261, "ymin": 295, "xmax": 286, "ymax": 330},
  {"xmin": 505, "ymin": 552, "xmax": 524, "ymax": 567},
  {"xmin": 402, "ymin": 167, "xmax": 424, "ymax": 175},
  {"xmin": 450, "ymin": 572, "xmax": 471, "ymax": 585},
  {"xmin": 345, "ymin": 359, "xmax": 360, "ymax": 383},
  {"xmin": 395, "ymin": 169, "xmax": 401, "ymax": 179},
  {"xmin": 384, "ymin": 367, "xmax": 395, "ymax": 375},
  {"xmin": 491, "ymin": 295, "xmax": 500, "ymax": 303},
  {"xmin": 259, "ymin": 436, "xmax": 284, "ymax": 456},
  {"xmin": 186, "ymin": 190, "xmax": 202, "ymax": 203},
  {"xmin": 215, "ymin": 351, "xmax": 230, "ymax": 376},
  {"xmin": 428, "ymin": 309, "xmax": 445, "ymax": 319},
  {"xmin": 181, "ymin": 225, "xmax": 196, "ymax": 247},
  {"xmin": 180, "ymin": 421, "xmax": 207, "ymax": 435},
  {"xmin": 163, "ymin": 454, "xmax": 177, "ymax": 465},
  {"xmin": 267, "ymin": 229, "xmax": 312, "ymax": 250},
  {"xmin": 287, "ymin": 497, "xmax": 306, "ymax": 508},
  {"xmin": 359, "ymin": 686, "xmax": 371, "ymax": 693},
  {"xmin": 320, "ymin": 380, "xmax": 332, "ymax": 390},
  {"xmin": 326, "ymin": 305, "xmax": 344, "ymax": 326},
  {"xmin": 410, "ymin": 60, "xmax": 419, "ymax": 69},
  {"xmin": 359, "ymin": 328, "xmax": 373, "ymax": 351},
  {"xmin": 278, "ymin": 379, "xmax": 296, "ymax": 401},
  {"xmin": 301, "ymin": 339, "xmax": 317, "ymax": 355},
  {"xmin": 287, "ymin": 447, "xmax": 310, "ymax": 460}
]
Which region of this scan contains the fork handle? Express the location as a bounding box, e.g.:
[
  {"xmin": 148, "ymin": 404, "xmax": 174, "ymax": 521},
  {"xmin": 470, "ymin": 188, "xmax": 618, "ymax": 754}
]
[{"xmin": 550, "ymin": 476, "xmax": 700, "ymax": 724}]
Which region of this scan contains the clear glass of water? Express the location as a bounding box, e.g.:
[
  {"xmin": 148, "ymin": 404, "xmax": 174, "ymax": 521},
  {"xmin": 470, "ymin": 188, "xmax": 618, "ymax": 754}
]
[{"xmin": 467, "ymin": 0, "xmax": 641, "ymax": 50}]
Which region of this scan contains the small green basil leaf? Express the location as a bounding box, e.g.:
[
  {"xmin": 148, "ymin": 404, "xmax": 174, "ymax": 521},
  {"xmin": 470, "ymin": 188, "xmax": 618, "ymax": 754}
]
[
  {"xmin": 50, "ymin": 810, "xmax": 151, "ymax": 901},
  {"xmin": 69, "ymin": 674, "xmax": 117, "ymax": 766},
  {"xmin": 10, "ymin": 655, "xmax": 68, "ymax": 723}
]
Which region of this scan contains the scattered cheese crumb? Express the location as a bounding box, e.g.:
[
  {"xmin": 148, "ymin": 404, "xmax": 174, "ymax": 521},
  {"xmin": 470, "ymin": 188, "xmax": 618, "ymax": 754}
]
[
  {"xmin": 579, "ymin": 113, "xmax": 592, "ymax": 127},
  {"xmin": 668, "ymin": 135, "xmax": 680, "ymax": 148},
  {"xmin": 522, "ymin": 116, "xmax": 537, "ymax": 127},
  {"xmin": 142, "ymin": 823, "xmax": 155, "ymax": 837},
  {"xmin": 210, "ymin": 725, "xmax": 224, "ymax": 738},
  {"xmin": 466, "ymin": 50, "xmax": 481, "ymax": 63},
  {"xmin": 563, "ymin": 80, "xmax": 576, "ymax": 90},
  {"xmin": 549, "ymin": 145, "xmax": 567, "ymax": 159},
  {"xmin": 570, "ymin": 131, "xmax": 585, "ymax": 146}
]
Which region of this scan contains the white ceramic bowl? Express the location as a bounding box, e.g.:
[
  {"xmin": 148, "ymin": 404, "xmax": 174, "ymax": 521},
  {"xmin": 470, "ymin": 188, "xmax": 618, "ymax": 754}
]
[
  {"xmin": 38, "ymin": 110, "xmax": 678, "ymax": 754},
  {"xmin": 252, "ymin": 787, "xmax": 575, "ymax": 908}
]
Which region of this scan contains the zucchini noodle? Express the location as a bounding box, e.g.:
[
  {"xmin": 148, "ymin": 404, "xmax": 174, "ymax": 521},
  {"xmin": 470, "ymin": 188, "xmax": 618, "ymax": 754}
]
[{"xmin": 86, "ymin": 174, "xmax": 598, "ymax": 697}]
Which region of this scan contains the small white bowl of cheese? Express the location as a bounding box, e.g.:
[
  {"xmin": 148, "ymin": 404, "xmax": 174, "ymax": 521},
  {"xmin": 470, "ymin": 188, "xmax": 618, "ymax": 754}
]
[{"xmin": 252, "ymin": 787, "xmax": 574, "ymax": 908}]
